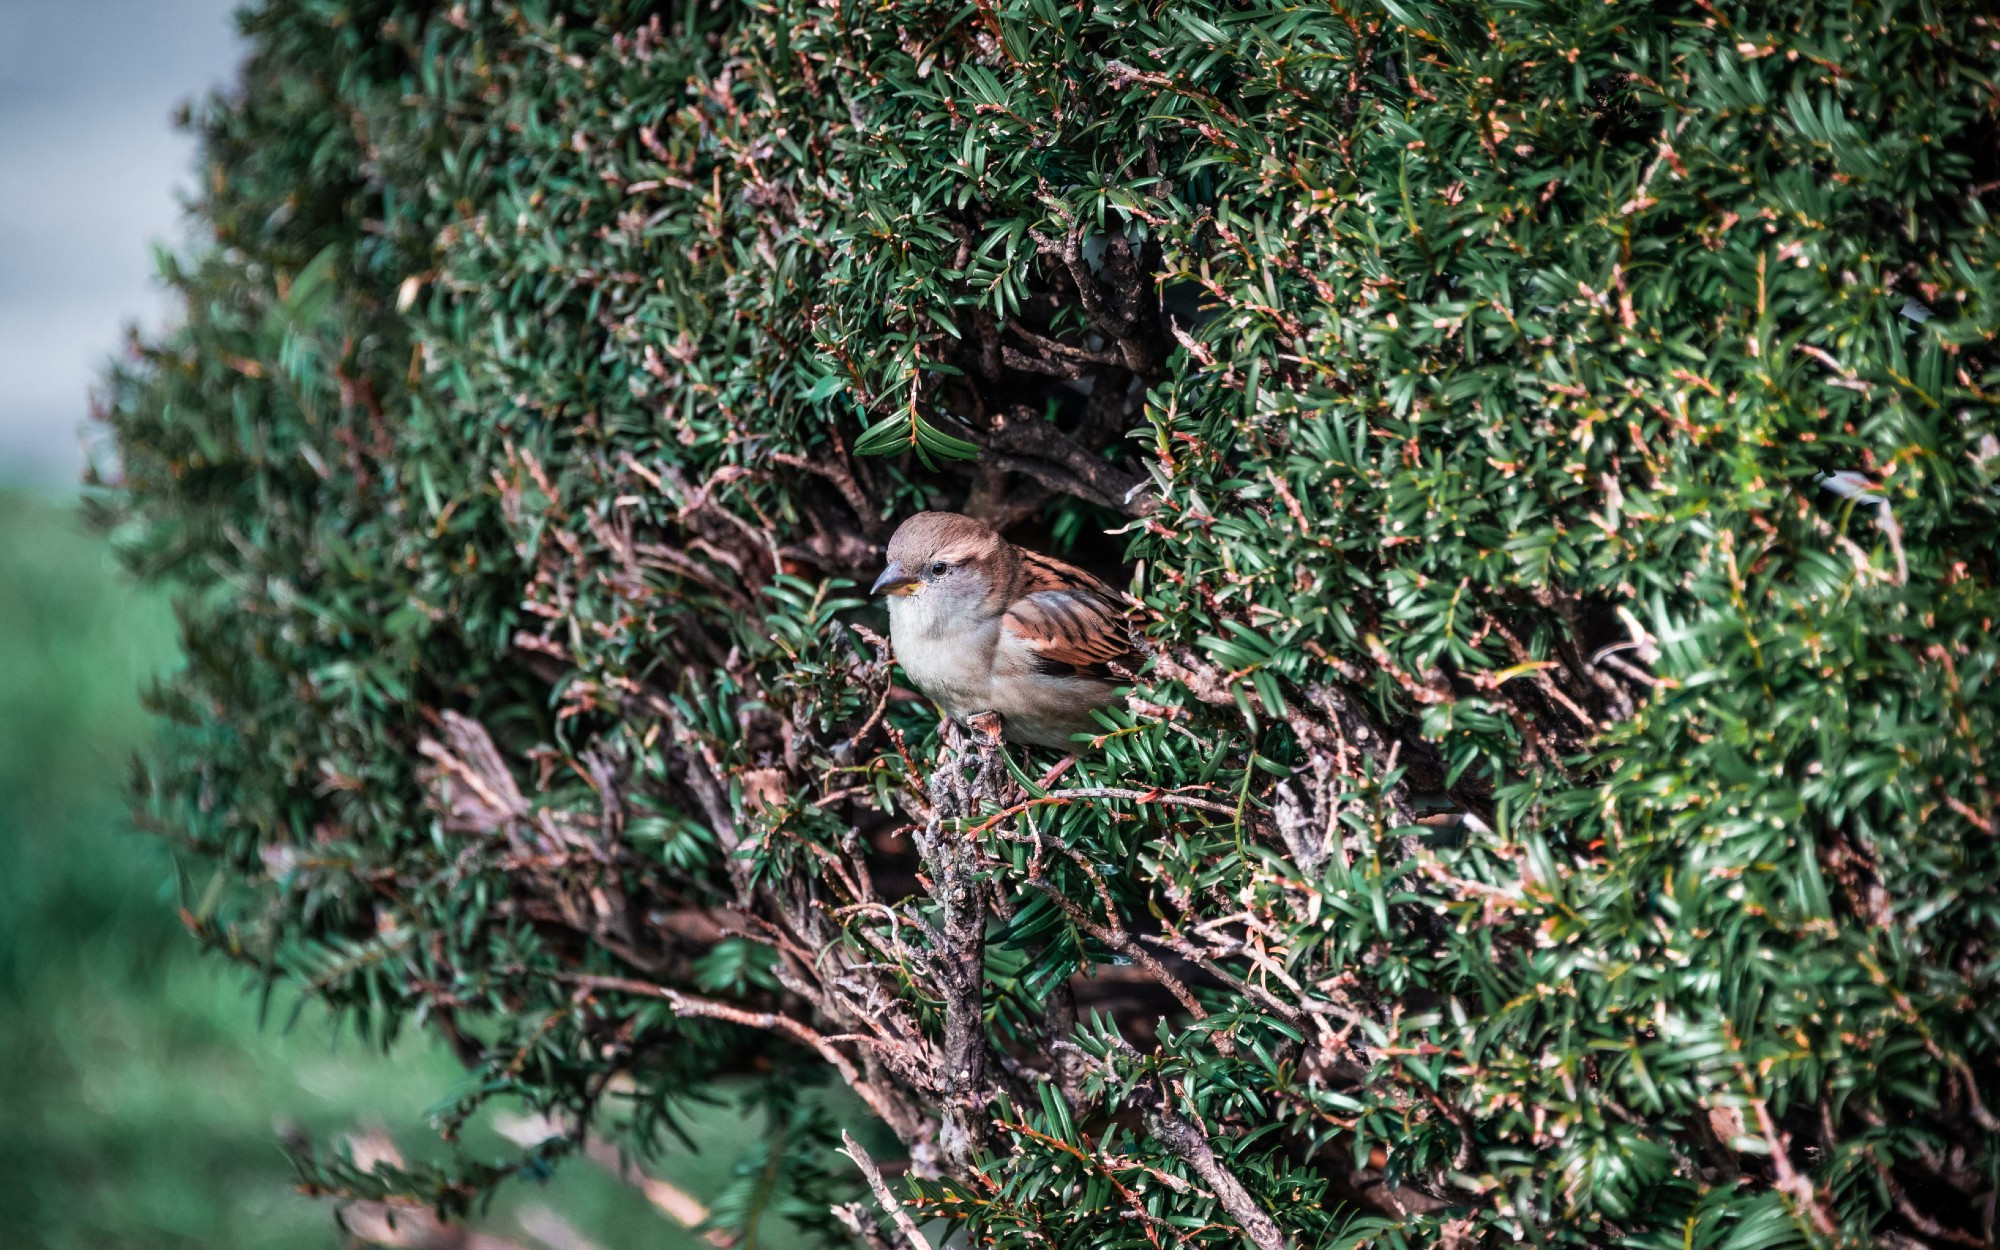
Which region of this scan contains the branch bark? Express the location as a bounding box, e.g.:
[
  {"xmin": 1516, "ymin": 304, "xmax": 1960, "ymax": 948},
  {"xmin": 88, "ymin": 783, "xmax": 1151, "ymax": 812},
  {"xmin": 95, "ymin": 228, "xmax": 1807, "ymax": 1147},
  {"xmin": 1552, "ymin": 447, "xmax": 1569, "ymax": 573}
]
[
  {"xmin": 910, "ymin": 716, "xmax": 1004, "ymax": 1169},
  {"xmin": 1139, "ymin": 1088, "xmax": 1292, "ymax": 1250},
  {"xmin": 842, "ymin": 1132, "xmax": 934, "ymax": 1250}
]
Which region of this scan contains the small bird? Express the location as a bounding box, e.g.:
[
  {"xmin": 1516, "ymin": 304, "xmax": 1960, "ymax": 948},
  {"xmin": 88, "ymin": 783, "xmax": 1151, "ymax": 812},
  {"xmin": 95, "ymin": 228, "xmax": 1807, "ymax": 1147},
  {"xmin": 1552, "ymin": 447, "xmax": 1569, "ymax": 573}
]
[{"xmin": 871, "ymin": 512, "xmax": 1134, "ymax": 750}]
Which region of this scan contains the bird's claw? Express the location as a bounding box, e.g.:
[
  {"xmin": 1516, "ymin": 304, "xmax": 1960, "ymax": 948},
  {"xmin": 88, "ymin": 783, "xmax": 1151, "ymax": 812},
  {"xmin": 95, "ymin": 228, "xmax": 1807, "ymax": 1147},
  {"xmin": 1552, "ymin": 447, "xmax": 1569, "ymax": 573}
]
[
  {"xmin": 958, "ymin": 712, "xmax": 1007, "ymax": 801},
  {"xmin": 965, "ymin": 711, "xmax": 1006, "ymax": 747}
]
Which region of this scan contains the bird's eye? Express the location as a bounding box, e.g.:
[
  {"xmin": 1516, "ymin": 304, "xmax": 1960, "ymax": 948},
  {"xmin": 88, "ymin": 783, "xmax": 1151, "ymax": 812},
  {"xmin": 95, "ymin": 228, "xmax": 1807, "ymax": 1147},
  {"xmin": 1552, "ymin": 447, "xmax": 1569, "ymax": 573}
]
[{"xmin": 930, "ymin": 560, "xmax": 948, "ymax": 576}]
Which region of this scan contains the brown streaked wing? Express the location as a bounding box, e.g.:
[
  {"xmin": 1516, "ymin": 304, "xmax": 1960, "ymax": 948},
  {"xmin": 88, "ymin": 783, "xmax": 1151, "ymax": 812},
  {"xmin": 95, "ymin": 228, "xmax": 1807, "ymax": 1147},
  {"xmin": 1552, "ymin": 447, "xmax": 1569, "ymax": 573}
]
[{"xmin": 1001, "ymin": 575, "xmax": 1135, "ymax": 680}]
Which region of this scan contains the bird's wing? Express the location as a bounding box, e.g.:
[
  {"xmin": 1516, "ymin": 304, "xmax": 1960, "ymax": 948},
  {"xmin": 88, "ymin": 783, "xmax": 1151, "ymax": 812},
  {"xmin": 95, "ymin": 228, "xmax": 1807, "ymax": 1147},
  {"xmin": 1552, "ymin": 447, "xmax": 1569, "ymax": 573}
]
[{"xmin": 1001, "ymin": 554, "xmax": 1135, "ymax": 680}]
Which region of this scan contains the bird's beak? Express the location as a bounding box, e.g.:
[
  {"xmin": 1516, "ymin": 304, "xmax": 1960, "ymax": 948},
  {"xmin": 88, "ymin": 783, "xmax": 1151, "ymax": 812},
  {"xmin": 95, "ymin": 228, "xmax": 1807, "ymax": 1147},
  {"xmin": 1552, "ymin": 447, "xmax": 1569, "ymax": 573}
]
[{"xmin": 871, "ymin": 561, "xmax": 920, "ymax": 597}]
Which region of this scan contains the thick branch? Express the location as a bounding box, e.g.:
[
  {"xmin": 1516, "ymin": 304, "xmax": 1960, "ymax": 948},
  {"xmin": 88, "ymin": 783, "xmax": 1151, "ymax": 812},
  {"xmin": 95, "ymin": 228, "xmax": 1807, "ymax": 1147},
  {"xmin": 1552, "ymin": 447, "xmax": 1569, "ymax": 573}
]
[
  {"xmin": 1139, "ymin": 1089, "xmax": 1292, "ymax": 1250},
  {"xmin": 971, "ymin": 406, "xmax": 1153, "ymax": 515},
  {"xmin": 910, "ymin": 718, "xmax": 1004, "ymax": 1168}
]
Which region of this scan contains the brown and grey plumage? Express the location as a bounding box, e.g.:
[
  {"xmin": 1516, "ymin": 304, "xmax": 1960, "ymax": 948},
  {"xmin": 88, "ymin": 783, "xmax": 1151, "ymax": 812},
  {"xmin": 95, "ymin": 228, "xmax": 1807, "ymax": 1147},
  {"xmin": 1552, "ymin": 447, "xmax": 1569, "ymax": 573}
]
[{"xmin": 871, "ymin": 511, "xmax": 1135, "ymax": 749}]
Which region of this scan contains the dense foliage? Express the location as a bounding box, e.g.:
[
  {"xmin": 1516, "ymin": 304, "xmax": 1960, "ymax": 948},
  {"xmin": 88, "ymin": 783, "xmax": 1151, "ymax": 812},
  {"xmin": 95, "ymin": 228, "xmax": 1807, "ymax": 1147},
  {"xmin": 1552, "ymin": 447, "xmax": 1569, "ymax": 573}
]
[
  {"xmin": 99, "ymin": 0, "xmax": 2000, "ymax": 1245},
  {"xmin": 1, "ymin": 491, "xmax": 750, "ymax": 1249}
]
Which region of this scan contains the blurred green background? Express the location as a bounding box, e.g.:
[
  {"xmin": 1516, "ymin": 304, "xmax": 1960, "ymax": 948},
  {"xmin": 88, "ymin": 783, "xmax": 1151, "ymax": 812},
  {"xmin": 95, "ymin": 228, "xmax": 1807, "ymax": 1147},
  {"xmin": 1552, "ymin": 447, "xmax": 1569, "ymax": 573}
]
[
  {"xmin": 1, "ymin": 7, "xmax": 824, "ymax": 1243},
  {"xmin": 0, "ymin": 488, "xmax": 802, "ymax": 1249}
]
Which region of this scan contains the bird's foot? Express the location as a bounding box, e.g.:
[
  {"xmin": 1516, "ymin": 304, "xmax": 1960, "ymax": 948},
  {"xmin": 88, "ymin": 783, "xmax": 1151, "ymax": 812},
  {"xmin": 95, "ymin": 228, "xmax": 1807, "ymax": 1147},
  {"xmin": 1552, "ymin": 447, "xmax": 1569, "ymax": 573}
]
[
  {"xmin": 963, "ymin": 712, "xmax": 1008, "ymax": 800},
  {"xmin": 965, "ymin": 710, "xmax": 1006, "ymax": 747}
]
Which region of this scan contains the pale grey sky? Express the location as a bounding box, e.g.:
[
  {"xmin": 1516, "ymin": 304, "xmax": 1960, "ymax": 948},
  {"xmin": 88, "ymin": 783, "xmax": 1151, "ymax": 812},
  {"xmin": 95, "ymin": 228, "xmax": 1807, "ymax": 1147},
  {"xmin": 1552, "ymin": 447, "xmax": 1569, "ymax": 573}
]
[{"xmin": 0, "ymin": 0, "xmax": 245, "ymax": 485}]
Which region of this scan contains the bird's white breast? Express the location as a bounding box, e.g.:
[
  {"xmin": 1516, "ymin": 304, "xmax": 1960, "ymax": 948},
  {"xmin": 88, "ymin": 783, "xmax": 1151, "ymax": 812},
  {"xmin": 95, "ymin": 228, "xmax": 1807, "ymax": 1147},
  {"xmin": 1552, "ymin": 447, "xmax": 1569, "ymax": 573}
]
[
  {"xmin": 889, "ymin": 591, "xmax": 1120, "ymax": 749},
  {"xmin": 887, "ymin": 594, "xmax": 998, "ymax": 720}
]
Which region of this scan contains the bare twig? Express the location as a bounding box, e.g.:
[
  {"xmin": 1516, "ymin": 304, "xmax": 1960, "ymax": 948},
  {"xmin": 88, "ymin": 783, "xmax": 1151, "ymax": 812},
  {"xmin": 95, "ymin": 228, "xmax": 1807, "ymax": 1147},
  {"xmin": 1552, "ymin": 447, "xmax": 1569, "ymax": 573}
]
[{"xmin": 841, "ymin": 1131, "xmax": 933, "ymax": 1250}]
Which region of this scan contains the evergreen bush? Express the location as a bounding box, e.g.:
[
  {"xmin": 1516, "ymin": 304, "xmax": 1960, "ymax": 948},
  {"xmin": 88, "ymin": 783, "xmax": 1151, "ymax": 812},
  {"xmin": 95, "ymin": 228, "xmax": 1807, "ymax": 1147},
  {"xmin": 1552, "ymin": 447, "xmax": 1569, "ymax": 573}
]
[{"xmin": 99, "ymin": 1, "xmax": 2000, "ymax": 1245}]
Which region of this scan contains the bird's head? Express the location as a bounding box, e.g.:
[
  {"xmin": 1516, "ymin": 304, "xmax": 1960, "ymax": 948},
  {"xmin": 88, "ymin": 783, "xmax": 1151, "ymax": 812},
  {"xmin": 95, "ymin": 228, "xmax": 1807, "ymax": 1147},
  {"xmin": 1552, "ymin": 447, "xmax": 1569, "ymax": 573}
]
[{"xmin": 872, "ymin": 512, "xmax": 1010, "ymax": 622}]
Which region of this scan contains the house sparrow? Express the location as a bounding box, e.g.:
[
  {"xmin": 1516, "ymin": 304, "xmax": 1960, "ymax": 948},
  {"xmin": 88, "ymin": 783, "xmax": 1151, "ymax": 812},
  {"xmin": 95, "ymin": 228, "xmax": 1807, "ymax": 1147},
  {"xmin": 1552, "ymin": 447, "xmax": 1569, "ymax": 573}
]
[{"xmin": 871, "ymin": 512, "xmax": 1134, "ymax": 749}]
